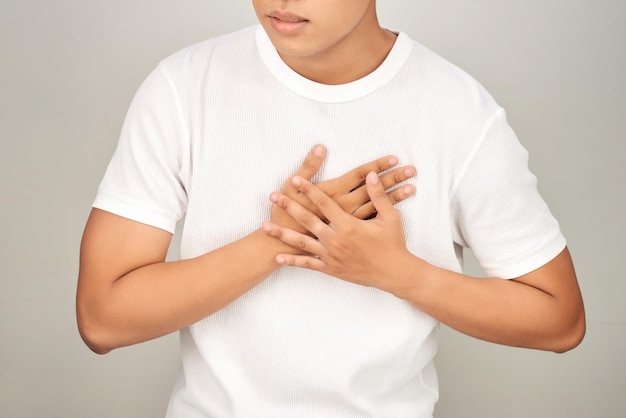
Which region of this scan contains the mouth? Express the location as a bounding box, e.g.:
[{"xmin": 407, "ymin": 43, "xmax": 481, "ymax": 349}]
[
  {"xmin": 267, "ymin": 11, "xmax": 309, "ymax": 35},
  {"xmin": 268, "ymin": 11, "xmax": 308, "ymax": 23}
]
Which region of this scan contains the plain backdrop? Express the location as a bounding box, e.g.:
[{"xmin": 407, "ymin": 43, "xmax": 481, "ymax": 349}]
[{"xmin": 1, "ymin": 1, "xmax": 624, "ymax": 417}]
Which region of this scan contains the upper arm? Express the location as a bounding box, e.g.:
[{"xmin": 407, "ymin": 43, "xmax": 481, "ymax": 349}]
[
  {"xmin": 451, "ymin": 112, "xmax": 566, "ymax": 279},
  {"xmin": 77, "ymin": 208, "xmax": 173, "ymax": 323}
]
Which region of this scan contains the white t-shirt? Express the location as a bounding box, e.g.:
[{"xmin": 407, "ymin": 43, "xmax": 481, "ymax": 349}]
[{"xmin": 94, "ymin": 25, "xmax": 566, "ymax": 418}]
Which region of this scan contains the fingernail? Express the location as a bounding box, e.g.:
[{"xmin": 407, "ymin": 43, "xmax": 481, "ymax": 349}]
[
  {"xmin": 313, "ymin": 145, "xmax": 325, "ymax": 157},
  {"xmin": 388, "ymin": 156, "xmax": 398, "ymax": 166},
  {"xmin": 404, "ymin": 185, "xmax": 414, "ymax": 195},
  {"xmin": 276, "ymin": 256, "xmax": 285, "ymax": 264},
  {"xmin": 405, "ymin": 168, "xmax": 415, "ymax": 177},
  {"xmin": 367, "ymin": 172, "xmax": 379, "ymax": 184},
  {"xmin": 291, "ymin": 176, "xmax": 302, "ymax": 186}
]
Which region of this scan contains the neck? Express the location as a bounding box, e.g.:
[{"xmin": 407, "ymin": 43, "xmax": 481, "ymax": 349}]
[{"xmin": 279, "ymin": 24, "xmax": 397, "ymax": 85}]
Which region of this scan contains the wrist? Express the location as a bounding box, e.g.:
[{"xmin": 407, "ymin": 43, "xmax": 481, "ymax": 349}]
[
  {"xmin": 384, "ymin": 251, "xmax": 435, "ymax": 303},
  {"xmin": 250, "ymin": 227, "xmax": 297, "ymax": 268}
]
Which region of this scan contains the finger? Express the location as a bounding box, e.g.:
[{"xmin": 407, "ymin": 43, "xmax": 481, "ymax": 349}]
[
  {"xmin": 262, "ymin": 221, "xmax": 325, "ymax": 255},
  {"xmin": 280, "ymin": 145, "xmax": 327, "ymax": 220},
  {"xmin": 340, "ymin": 155, "xmax": 399, "ymax": 191},
  {"xmin": 292, "ymin": 176, "xmax": 346, "ymax": 228},
  {"xmin": 275, "ymin": 253, "xmax": 326, "ymax": 271},
  {"xmin": 352, "ymin": 183, "xmax": 415, "ymax": 219},
  {"xmin": 294, "ymin": 145, "xmax": 327, "ymax": 181},
  {"xmin": 378, "ymin": 165, "xmax": 416, "ymax": 190},
  {"xmin": 366, "ymin": 171, "xmax": 396, "ymax": 217},
  {"xmin": 270, "ymin": 189, "xmax": 330, "ymax": 238},
  {"xmin": 341, "ymin": 165, "xmax": 416, "ymax": 216}
]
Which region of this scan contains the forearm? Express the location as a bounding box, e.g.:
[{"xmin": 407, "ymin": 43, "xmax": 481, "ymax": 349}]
[
  {"xmin": 78, "ymin": 229, "xmax": 282, "ymax": 353},
  {"xmin": 78, "ymin": 150, "xmax": 419, "ymax": 354},
  {"xmin": 262, "ymin": 175, "xmax": 585, "ymax": 353},
  {"xmin": 389, "ymin": 249, "xmax": 585, "ymax": 353}
]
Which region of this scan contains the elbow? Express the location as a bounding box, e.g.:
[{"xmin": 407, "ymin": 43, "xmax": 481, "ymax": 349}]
[
  {"xmin": 77, "ymin": 318, "xmax": 114, "ymax": 355},
  {"xmin": 551, "ymin": 308, "xmax": 586, "ymax": 354},
  {"xmin": 76, "ymin": 304, "xmax": 117, "ymax": 355},
  {"xmin": 79, "ymin": 329, "xmax": 114, "ymax": 355}
]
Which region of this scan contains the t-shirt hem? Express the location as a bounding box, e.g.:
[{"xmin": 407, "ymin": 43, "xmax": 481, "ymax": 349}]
[
  {"xmin": 93, "ymin": 192, "xmax": 178, "ymax": 234},
  {"xmin": 482, "ymin": 235, "xmax": 567, "ymax": 279}
]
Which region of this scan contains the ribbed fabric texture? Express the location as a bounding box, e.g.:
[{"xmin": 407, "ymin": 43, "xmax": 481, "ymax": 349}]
[{"xmin": 94, "ymin": 25, "xmax": 565, "ymax": 418}]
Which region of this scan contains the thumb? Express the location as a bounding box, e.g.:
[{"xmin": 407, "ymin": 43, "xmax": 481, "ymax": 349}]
[
  {"xmin": 295, "ymin": 145, "xmax": 326, "ymax": 181},
  {"xmin": 366, "ymin": 171, "xmax": 394, "ymax": 217}
]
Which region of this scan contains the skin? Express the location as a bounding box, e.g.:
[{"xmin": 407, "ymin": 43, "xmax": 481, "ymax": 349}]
[
  {"xmin": 252, "ymin": 0, "xmax": 397, "ymax": 84},
  {"xmin": 262, "ymin": 174, "xmax": 586, "ymax": 353},
  {"xmin": 253, "ymin": 0, "xmax": 585, "ymax": 353},
  {"xmin": 78, "ymin": 0, "xmax": 585, "ymax": 356},
  {"xmin": 77, "ymin": 146, "xmax": 416, "ymax": 353},
  {"xmin": 77, "ymin": 1, "xmax": 411, "ymax": 354}
]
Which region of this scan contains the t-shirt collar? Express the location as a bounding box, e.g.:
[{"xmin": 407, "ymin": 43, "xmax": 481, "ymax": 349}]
[{"xmin": 255, "ymin": 25, "xmax": 413, "ymax": 103}]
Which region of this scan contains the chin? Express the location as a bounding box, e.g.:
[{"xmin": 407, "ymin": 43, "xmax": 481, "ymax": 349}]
[{"xmin": 272, "ymin": 42, "xmax": 316, "ymax": 59}]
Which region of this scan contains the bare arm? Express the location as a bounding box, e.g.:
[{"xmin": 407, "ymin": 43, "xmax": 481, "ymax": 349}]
[
  {"xmin": 76, "ymin": 147, "xmax": 416, "ymax": 354},
  {"xmin": 262, "ymin": 173, "xmax": 586, "ymax": 353},
  {"xmin": 77, "ymin": 212, "xmax": 281, "ymax": 354}
]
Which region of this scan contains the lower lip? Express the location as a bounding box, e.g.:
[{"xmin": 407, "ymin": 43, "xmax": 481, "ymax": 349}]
[{"xmin": 269, "ymin": 16, "xmax": 308, "ymax": 35}]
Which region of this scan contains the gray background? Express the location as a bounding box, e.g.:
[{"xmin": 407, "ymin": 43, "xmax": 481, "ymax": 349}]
[{"xmin": 1, "ymin": 0, "xmax": 624, "ymax": 417}]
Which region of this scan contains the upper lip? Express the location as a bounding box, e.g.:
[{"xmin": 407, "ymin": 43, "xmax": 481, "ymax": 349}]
[{"xmin": 268, "ymin": 11, "xmax": 308, "ymax": 22}]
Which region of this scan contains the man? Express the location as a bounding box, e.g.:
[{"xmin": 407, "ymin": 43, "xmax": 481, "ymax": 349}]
[{"xmin": 77, "ymin": 1, "xmax": 584, "ymax": 416}]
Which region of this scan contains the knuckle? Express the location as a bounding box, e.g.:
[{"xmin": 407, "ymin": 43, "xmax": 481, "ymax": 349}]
[
  {"xmin": 278, "ymin": 199, "xmax": 289, "ymax": 210},
  {"xmin": 300, "ymin": 211, "xmax": 316, "ymax": 227},
  {"xmin": 388, "ymin": 190, "xmax": 400, "ymax": 204},
  {"xmin": 354, "ymin": 167, "xmax": 369, "ymax": 182},
  {"xmin": 315, "ymin": 196, "xmax": 330, "ymax": 210},
  {"xmin": 339, "ymin": 223, "xmax": 355, "ymax": 236},
  {"xmin": 300, "ymin": 182, "xmax": 312, "ymax": 194}
]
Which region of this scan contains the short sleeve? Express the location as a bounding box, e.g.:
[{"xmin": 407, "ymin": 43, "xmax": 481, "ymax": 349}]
[
  {"xmin": 450, "ymin": 109, "xmax": 566, "ymax": 279},
  {"xmin": 93, "ymin": 64, "xmax": 189, "ymax": 234}
]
